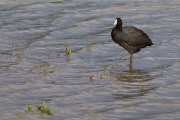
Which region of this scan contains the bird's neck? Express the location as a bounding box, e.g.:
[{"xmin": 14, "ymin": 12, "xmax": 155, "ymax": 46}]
[{"xmin": 115, "ymin": 25, "xmax": 122, "ymax": 31}]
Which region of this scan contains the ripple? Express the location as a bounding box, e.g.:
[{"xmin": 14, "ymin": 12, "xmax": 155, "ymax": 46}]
[{"xmin": 0, "ymin": 0, "xmax": 180, "ymax": 120}]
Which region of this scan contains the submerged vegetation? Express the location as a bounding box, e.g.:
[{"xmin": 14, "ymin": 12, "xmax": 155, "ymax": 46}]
[
  {"xmin": 87, "ymin": 40, "xmax": 94, "ymax": 53},
  {"xmin": 27, "ymin": 105, "xmax": 34, "ymax": 112},
  {"xmin": 38, "ymin": 69, "xmax": 54, "ymax": 76},
  {"xmin": 64, "ymin": 42, "xmax": 72, "ymax": 55},
  {"xmin": 32, "ymin": 62, "xmax": 54, "ymax": 77},
  {"xmin": 99, "ymin": 74, "xmax": 105, "ymax": 80},
  {"xmin": 87, "ymin": 40, "xmax": 94, "ymax": 47},
  {"xmin": 24, "ymin": 40, "xmax": 146, "ymax": 118},
  {"xmin": 27, "ymin": 102, "xmax": 54, "ymax": 117},
  {"xmin": 34, "ymin": 62, "xmax": 50, "ymax": 69},
  {"xmin": 65, "ymin": 47, "xmax": 72, "ymax": 55}
]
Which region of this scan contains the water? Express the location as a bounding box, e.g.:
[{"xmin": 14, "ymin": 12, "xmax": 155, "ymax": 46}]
[{"xmin": 0, "ymin": 0, "xmax": 180, "ymax": 120}]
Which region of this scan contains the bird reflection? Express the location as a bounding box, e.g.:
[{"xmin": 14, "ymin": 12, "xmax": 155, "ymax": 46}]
[
  {"xmin": 109, "ymin": 62, "xmax": 154, "ymax": 99},
  {"xmin": 111, "ymin": 62, "xmax": 151, "ymax": 82}
]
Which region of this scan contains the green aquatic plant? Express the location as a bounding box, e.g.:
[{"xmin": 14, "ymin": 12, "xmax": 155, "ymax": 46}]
[
  {"xmin": 37, "ymin": 103, "xmax": 54, "ymax": 116},
  {"xmin": 99, "ymin": 74, "xmax": 105, "ymax": 80},
  {"xmin": 65, "ymin": 47, "xmax": 72, "ymax": 55},
  {"xmin": 47, "ymin": 109, "xmax": 54, "ymax": 115},
  {"xmin": 33, "ymin": 62, "xmax": 55, "ymax": 77},
  {"xmin": 38, "ymin": 69, "xmax": 54, "ymax": 77},
  {"xmin": 88, "ymin": 40, "xmax": 94, "ymax": 47},
  {"xmin": 49, "ymin": 70, "xmax": 54, "ymax": 73},
  {"xmin": 87, "ymin": 40, "xmax": 94, "ymax": 53},
  {"xmin": 34, "ymin": 62, "xmax": 50, "ymax": 69},
  {"xmin": 37, "ymin": 104, "xmax": 47, "ymax": 113},
  {"xmin": 27, "ymin": 105, "xmax": 34, "ymax": 112},
  {"xmin": 27, "ymin": 102, "xmax": 54, "ymax": 116},
  {"xmin": 43, "ymin": 69, "xmax": 48, "ymax": 75},
  {"xmin": 64, "ymin": 42, "xmax": 73, "ymax": 55}
]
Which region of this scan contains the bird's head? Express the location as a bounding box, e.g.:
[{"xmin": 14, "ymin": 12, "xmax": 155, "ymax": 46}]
[{"xmin": 114, "ymin": 18, "xmax": 122, "ymax": 27}]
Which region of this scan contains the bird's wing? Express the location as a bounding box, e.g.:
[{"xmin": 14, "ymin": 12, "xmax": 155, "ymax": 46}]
[{"xmin": 122, "ymin": 26, "xmax": 152, "ymax": 46}]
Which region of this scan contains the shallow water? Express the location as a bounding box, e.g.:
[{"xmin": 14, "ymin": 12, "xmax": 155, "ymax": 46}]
[{"xmin": 0, "ymin": 0, "xmax": 180, "ymax": 120}]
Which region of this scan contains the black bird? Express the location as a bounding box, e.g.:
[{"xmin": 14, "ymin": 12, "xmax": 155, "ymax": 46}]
[{"xmin": 111, "ymin": 18, "xmax": 153, "ymax": 70}]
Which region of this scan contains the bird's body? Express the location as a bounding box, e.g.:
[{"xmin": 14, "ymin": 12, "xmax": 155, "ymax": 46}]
[{"xmin": 111, "ymin": 18, "xmax": 153, "ymax": 56}]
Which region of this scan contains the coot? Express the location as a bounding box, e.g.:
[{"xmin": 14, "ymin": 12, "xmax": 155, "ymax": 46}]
[
  {"xmin": 111, "ymin": 18, "xmax": 153, "ymax": 69},
  {"xmin": 111, "ymin": 18, "xmax": 153, "ymax": 55},
  {"xmin": 111, "ymin": 18, "xmax": 153, "ymax": 68}
]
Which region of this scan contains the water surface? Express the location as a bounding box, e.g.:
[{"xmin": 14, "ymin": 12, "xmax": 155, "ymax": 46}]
[{"xmin": 0, "ymin": 0, "xmax": 180, "ymax": 120}]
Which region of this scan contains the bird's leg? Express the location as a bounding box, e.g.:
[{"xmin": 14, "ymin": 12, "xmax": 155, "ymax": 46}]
[{"xmin": 129, "ymin": 54, "xmax": 133, "ymax": 73}]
